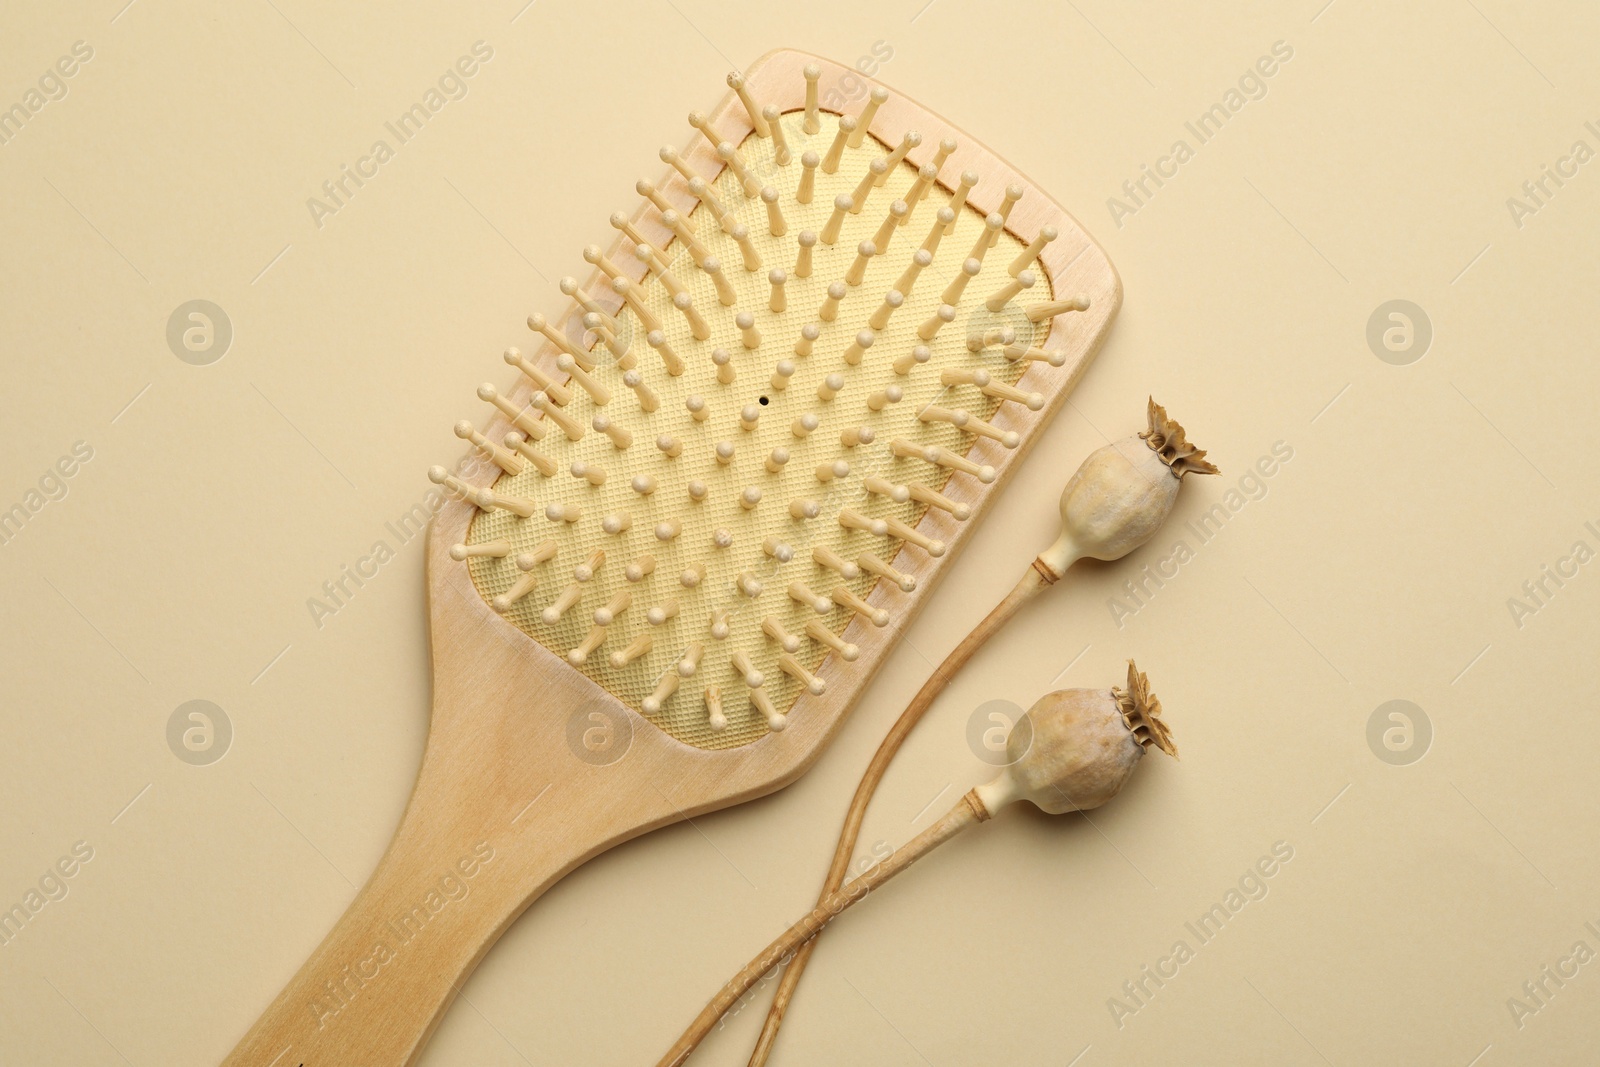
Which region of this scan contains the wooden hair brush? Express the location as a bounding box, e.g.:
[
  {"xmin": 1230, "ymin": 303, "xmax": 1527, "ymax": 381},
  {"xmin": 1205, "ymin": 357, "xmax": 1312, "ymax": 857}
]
[{"xmin": 222, "ymin": 48, "xmax": 1119, "ymax": 1066}]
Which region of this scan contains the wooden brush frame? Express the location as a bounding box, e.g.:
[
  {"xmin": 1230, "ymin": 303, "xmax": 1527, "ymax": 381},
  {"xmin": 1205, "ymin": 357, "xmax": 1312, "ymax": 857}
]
[{"xmin": 222, "ymin": 47, "xmax": 1119, "ymax": 1067}]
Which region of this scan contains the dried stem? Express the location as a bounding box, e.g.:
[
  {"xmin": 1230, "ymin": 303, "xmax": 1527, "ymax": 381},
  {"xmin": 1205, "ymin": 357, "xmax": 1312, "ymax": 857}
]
[
  {"xmin": 657, "ymin": 791, "xmax": 990, "ymax": 1067},
  {"xmin": 747, "ymin": 563, "xmax": 1050, "ymax": 1064}
]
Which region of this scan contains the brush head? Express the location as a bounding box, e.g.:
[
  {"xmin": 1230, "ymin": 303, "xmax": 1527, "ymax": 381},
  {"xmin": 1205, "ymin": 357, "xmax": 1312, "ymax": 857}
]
[{"xmin": 438, "ymin": 66, "xmax": 1111, "ymax": 752}]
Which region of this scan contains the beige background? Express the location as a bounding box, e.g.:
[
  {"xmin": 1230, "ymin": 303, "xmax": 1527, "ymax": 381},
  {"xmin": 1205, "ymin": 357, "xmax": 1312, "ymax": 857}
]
[{"xmin": 2, "ymin": 1, "xmax": 1597, "ymax": 1064}]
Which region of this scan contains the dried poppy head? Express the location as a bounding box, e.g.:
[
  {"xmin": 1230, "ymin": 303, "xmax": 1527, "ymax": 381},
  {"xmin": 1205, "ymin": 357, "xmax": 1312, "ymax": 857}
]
[
  {"xmin": 976, "ymin": 661, "xmax": 1176, "ymax": 816},
  {"xmin": 1038, "ymin": 398, "xmax": 1218, "ymax": 577}
]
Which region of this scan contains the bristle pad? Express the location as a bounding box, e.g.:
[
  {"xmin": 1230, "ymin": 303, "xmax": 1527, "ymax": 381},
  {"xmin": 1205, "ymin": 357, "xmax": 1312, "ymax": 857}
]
[{"xmin": 467, "ymin": 111, "xmax": 1053, "ymax": 750}]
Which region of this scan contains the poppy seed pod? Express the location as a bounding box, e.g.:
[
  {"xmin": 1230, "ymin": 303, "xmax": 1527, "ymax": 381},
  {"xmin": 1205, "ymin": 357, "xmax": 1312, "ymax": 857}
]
[
  {"xmin": 975, "ymin": 661, "xmax": 1176, "ymax": 816},
  {"xmin": 1037, "ymin": 398, "xmax": 1218, "ymax": 578}
]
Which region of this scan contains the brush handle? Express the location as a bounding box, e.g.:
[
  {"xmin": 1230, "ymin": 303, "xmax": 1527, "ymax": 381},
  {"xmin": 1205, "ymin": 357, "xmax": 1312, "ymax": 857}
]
[
  {"xmin": 218, "ymin": 645, "xmax": 679, "ymax": 1067},
  {"xmin": 220, "ymin": 755, "xmax": 590, "ymax": 1067}
]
